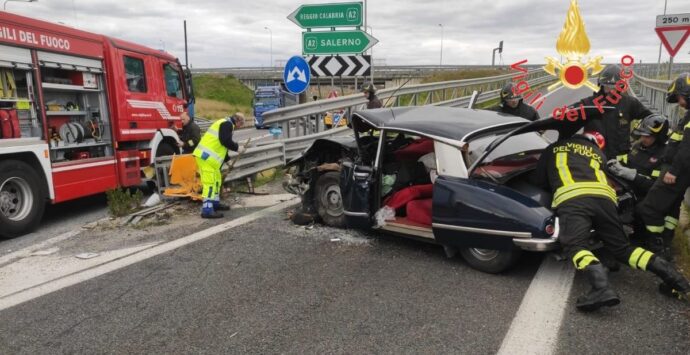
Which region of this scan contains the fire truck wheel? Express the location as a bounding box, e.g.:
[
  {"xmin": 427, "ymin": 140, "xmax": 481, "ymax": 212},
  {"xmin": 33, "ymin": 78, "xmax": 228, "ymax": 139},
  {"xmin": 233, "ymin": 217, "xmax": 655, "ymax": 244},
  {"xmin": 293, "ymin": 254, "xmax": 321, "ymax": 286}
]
[
  {"xmin": 156, "ymin": 142, "xmax": 177, "ymax": 157},
  {"xmin": 0, "ymin": 160, "xmax": 46, "ymax": 238}
]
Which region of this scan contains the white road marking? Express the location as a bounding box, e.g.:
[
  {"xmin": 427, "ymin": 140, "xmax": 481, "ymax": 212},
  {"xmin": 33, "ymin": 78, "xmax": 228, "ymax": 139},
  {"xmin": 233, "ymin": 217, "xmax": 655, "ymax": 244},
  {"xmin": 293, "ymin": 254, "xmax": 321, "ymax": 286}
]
[
  {"xmin": 497, "ymin": 256, "xmax": 575, "ymax": 355},
  {"xmin": 0, "ymin": 198, "xmax": 299, "ymax": 311}
]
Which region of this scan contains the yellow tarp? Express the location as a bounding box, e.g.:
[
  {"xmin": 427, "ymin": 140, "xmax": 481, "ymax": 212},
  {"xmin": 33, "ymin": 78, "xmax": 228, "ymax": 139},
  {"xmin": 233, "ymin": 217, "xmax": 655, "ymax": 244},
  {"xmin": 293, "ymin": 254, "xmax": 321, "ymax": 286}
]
[{"xmin": 163, "ymin": 154, "xmax": 203, "ymax": 200}]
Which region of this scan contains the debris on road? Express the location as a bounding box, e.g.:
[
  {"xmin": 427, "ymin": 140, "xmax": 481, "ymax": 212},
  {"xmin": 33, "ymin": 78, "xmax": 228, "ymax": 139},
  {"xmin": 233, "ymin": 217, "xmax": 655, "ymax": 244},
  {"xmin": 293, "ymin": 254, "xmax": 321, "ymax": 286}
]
[
  {"xmin": 75, "ymin": 252, "xmax": 100, "ymax": 260},
  {"xmin": 29, "ymin": 247, "xmax": 60, "ymax": 257},
  {"xmin": 330, "ymin": 238, "xmax": 341, "ymax": 242},
  {"xmin": 143, "ymin": 193, "xmax": 162, "ymax": 207},
  {"xmin": 121, "ymin": 202, "xmax": 179, "ymax": 226}
]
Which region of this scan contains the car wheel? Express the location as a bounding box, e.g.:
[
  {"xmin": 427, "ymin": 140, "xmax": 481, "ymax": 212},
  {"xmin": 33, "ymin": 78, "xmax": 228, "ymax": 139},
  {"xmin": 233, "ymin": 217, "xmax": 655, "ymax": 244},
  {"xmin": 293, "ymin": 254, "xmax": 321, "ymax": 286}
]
[
  {"xmin": 0, "ymin": 160, "xmax": 46, "ymax": 238},
  {"xmin": 459, "ymin": 247, "xmax": 521, "ymax": 274},
  {"xmin": 314, "ymin": 171, "xmax": 346, "ymax": 228}
]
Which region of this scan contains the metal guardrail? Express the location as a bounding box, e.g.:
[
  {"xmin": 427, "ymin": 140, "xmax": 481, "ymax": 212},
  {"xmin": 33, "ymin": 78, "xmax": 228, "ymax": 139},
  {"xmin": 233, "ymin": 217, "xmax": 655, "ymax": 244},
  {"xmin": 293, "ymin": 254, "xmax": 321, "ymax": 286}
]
[
  {"xmin": 630, "ymin": 71, "xmax": 684, "ymax": 128},
  {"xmin": 257, "ymin": 126, "xmax": 351, "ymax": 161},
  {"xmin": 225, "ymin": 143, "xmax": 286, "ymax": 181},
  {"xmin": 262, "ymin": 69, "xmax": 552, "ymax": 139}
]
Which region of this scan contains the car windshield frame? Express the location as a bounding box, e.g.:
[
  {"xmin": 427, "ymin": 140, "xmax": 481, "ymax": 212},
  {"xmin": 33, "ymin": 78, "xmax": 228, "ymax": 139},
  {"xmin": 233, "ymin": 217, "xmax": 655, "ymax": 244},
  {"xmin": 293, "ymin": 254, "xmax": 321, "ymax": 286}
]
[{"xmin": 466, "ymin": 131, "xmax": 551, "ymax": 169}]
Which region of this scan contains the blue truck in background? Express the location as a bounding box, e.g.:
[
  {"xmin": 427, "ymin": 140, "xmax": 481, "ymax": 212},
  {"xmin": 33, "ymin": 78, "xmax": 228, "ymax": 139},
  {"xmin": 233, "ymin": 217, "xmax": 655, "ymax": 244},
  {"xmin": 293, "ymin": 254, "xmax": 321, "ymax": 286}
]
[{"xmin": 252, "ymin": 85, "xmax": 298, "ymax": 129}]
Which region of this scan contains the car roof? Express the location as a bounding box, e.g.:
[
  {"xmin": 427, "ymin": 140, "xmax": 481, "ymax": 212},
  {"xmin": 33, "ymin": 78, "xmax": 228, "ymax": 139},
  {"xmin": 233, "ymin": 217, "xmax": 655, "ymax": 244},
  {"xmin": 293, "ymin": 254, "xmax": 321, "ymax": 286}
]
[{"xmin": 352, "ymin": 106, "xmax": 529, "ymax": 142}]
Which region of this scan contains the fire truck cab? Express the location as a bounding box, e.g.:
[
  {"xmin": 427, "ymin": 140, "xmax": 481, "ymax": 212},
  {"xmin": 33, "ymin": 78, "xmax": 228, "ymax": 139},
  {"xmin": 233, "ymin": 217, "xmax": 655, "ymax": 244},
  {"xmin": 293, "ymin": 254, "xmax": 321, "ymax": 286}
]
[{"xmin": 0, "ymin": 12, "xmax": 193, "ymax": 237}]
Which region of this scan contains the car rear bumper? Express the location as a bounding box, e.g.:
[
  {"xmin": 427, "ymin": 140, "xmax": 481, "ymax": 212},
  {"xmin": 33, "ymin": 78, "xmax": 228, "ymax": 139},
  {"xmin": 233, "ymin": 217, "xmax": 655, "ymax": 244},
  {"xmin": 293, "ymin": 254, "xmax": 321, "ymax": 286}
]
[{"xmin": 513, "ymin": 217, "xmax": 560, "ymax": 252}]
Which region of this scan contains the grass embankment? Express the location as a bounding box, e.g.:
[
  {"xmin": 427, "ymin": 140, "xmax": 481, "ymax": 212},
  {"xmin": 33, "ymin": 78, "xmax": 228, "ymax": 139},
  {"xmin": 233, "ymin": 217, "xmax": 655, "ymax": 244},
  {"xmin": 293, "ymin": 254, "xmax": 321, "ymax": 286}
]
[
  {"xmin": 193, "ymin": 74, "xmax": 253, "ymax": 120},
  {"xmin": 674, "ymin": 203, "xmax": 690, "ymax": 279}
]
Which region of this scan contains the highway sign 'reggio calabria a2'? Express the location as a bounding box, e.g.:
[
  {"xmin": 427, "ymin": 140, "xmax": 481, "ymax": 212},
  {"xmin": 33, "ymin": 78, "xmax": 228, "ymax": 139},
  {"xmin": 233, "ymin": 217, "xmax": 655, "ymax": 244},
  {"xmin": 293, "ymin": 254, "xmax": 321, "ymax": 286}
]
[
  {"xmin": 655, "ymin": 13, "xmax": 690, "ymax": 57},
  {"xmin": 283, "ymin": 56, "xmax": 310, "ymax": 94},
  {"xmin": 288, "ymin": 2, "xmax": 362, "ymax": 28}
]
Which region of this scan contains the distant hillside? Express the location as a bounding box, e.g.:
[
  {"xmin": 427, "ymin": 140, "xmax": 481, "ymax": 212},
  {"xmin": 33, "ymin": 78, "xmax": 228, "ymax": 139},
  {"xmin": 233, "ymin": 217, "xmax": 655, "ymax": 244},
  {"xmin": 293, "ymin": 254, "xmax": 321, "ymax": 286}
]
[
  {"xmin": 422, "ymin": 69, "xmax": 507, "ymax": 83},
  {"xmin": 192, "ymin": 74, "xmax": 253, "ymax": 119}
]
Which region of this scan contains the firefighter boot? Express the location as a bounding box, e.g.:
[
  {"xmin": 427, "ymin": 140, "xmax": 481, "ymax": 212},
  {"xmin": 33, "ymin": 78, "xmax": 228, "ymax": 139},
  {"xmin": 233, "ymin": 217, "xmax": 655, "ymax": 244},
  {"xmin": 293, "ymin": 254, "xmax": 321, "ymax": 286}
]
[
  {"xmin": 201, "ymin": 201, "xmax": 224, "ymax": 219},
  {"xmin": 576, "ymin": 263, "xmax": 621, "ymax": 312},
  {"xmin": 647, "ymin": 256, "xmax": 690, "ymax": 302},
  {"xmin": 661, "ymin": 229, "xmax": 675, "ymax": 262}
]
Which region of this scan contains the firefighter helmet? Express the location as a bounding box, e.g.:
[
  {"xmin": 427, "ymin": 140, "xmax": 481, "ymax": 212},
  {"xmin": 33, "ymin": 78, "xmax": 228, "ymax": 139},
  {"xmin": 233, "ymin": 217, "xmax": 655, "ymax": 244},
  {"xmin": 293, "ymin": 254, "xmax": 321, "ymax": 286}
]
[
  {"xmin": 361, "ymin": 82, "xmax": 377, "ymax": 94},
  {"xmin": 583, "ymin": 131, "xmax": 606, "ymax": 150},
  {"xmin": 666, "ymin": 72, "xmax": 690, "ymax": 104},
  {"xmin": 597, "ymin": 65, "xmax": 621, "ymax": 86},
  {"xmin": 500, "ymin": 83, "xmax": 522, "ymax": 102},
  {"xmin": 633, "ymin": 113, "xmax": 669, "ymax": 142}
]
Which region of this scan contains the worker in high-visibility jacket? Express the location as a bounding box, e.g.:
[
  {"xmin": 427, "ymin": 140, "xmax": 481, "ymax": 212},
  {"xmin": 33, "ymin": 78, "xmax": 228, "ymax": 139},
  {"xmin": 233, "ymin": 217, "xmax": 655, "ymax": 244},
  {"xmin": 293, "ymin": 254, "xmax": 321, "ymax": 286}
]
[
  {"xmin": 533, "ymin": 131, "xmax": 690, "ymax": 311},
  {"xmin": 637, "ymin": 73, "xmax": 690, "ymax": 268},
  {"xmin": 193, "ymin": 113, "xmax": 245, "ymax": 218}
]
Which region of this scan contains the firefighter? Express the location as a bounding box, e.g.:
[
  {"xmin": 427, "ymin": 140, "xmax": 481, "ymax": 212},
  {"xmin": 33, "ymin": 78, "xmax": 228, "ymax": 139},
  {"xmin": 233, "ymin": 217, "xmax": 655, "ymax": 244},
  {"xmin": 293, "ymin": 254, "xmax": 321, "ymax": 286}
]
[
  {"xmin": 361, "ymin": 82, "xmax": 382, "ymax": 109},
  {"xmin": 494, "ymin": 82, "xmax": 540, "ymax": 121},
  {"xmin": 637, "ymin": 73, "xmax": 690, "ymax": 267},
  {"xmin": 534, "ymin": 131, "xmax": 690, "ymax": 311},
  {"xmin": 178, "ymin": 111, "xmax": 201, "ymax": 154},
  {"xmin": 193, "ymin": 112, "xmax": 245, "ymax": 218},
  {"xmin": 607, "ymin": 113, "xmax": 669, "ymax": 199},
  {"xmin": 575, "ymin": 65, "xmax": 653, "ymax": 160}
]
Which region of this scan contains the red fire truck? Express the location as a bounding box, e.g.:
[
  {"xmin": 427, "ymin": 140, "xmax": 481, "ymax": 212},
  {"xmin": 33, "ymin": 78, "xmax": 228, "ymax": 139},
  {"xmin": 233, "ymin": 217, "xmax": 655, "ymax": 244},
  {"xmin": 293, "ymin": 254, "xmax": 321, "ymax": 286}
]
[{"xmin": 0, "ymin": 12, "xmax": 193, "ymax": 237}]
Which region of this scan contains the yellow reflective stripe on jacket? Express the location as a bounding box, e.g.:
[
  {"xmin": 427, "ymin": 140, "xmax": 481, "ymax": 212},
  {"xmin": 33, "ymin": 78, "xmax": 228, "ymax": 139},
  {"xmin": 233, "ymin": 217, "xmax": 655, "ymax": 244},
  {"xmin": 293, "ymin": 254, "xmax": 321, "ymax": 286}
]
[
  {"xmin": 670, "ymin": 132, "xmax": 683, "ymax": 141},
  {"xmin": 686, "ymin": 120, "xmax": 690, "ymax": 129},
  {"xmin": 628, "ymin": 247, "xmax": 653, "ymax": 270},
  {"xmin": 665, "ymin": 216, "xmax": 679, "ymax": 230},
  {"xmin": 590, "ymin": 159, "xmax": 608, "ymax": 184},
  {"xmin": 556, "ymin": 152, "xmax": 574, "ymax": 185},
  {"xmin": 616, "ymin": 154, "xmax": 628, "ymax": 164},
  {"xmin": 195, "ymin": 146, "xmax": 223, "ymax": 164},
  {"xmin": 652, "ymin": 170, "xmax": 661, "ymax": 177},
  {"xmin": 553, "ymin": 182, "xmax": 617, "ymax": 207},
  {"xmin": 645, "ymin": 225, "xmax": 665, "ymax": 233}
]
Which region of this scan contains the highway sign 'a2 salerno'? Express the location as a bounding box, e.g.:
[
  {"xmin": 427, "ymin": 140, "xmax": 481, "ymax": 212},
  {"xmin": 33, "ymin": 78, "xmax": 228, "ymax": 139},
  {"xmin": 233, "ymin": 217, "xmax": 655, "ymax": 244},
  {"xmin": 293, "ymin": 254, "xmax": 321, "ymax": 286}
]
[
  {"xmin": 302, "ymin": 30, "xmax": 377, "ymax": 55},
  {"xmin": 288, "ymin": 2, "xmax": 362, "ymax": 28}
]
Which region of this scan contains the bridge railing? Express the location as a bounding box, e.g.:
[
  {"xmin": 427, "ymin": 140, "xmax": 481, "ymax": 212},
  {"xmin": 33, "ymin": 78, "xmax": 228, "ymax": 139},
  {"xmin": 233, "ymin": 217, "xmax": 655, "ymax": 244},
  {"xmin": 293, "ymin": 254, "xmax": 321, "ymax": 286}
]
[
  {"xmin": 630, "ymin": 66, "xmax": 690, "ymax": 128},
  {"xmin": 262, "ymin": 69, "xmax": 552, "ymax": 140}
]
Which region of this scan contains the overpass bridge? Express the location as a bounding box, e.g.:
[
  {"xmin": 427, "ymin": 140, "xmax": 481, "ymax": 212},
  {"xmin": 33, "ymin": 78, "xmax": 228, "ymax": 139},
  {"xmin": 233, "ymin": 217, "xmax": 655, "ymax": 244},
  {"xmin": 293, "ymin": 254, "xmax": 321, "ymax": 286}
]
[
  {"xmin": 190, "ymin": 64, "xmax": 546, "ymax": 90},
  {"xmin": 191, "ymin": 63, "xmax": 690, "ymax": 91}
]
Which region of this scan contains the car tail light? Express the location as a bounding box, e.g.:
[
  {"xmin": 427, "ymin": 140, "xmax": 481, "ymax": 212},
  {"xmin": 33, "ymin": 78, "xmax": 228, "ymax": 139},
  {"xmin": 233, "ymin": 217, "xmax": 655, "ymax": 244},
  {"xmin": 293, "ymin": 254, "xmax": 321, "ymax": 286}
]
[{"xmin": 545, "ymin": 224, "xmax": 555, "ymax": 235}]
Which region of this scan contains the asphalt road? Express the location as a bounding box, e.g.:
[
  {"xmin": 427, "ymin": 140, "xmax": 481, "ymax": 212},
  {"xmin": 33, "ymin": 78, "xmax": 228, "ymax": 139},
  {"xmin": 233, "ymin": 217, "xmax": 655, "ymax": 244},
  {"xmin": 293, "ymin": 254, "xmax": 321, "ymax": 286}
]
[{"xmin": 2, "ymin": 85, "xmax": 689, "ymax": 353}]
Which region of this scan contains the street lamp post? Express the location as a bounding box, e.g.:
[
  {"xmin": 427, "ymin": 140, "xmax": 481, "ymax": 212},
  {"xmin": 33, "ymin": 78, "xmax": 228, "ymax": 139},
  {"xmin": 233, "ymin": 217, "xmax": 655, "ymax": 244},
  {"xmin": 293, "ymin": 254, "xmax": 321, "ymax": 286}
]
[
  {"xmin": 438, "ymin": 23, "xmax": 444, "ymax": 67},
  {"xmin": 3, "ymin": 0, "xmax": 37, "ymax": 11},
  {"xmin": 264, "ymin": 27, "xmax": 273, "ymax": 68}
]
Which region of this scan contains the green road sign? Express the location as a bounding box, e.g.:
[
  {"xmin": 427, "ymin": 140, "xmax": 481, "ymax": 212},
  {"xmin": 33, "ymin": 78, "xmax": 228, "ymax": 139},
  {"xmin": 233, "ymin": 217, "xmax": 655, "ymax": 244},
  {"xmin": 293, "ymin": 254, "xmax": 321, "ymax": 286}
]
[
  {"xmin": 288, "ymin": 2, "xmax": 363, "ymax": 28},
  {"xmin": 303, "ymin": 30, "xmax": 377, "ymax": 55}
]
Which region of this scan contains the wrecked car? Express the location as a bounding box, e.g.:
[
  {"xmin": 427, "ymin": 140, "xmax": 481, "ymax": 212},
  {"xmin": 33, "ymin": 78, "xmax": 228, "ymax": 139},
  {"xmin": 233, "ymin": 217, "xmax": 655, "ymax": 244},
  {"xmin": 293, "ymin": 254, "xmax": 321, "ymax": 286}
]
[{"xmin": 283, "ymin": 106, "xmax": 635, "ymax": 273}]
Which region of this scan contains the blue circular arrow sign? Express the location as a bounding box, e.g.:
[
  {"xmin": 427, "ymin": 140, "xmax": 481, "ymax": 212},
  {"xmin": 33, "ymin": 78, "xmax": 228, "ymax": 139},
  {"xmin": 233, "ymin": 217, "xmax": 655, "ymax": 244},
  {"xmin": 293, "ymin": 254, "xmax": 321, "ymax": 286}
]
[{"xmin": 283, "ymin": 56, "xmax": 310, "ymax": 94}]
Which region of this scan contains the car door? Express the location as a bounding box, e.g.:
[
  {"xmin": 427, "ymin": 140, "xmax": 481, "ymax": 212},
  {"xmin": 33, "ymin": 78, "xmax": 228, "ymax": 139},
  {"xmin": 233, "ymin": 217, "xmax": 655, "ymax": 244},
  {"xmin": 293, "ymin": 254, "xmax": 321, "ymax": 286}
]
[
  {"xmin": 340, "ymin": 130, "xmax": 382, "ymax": 229},
  {"xmin": 431, "ymin": 136, "xmax": 548, "ymax": 250}
]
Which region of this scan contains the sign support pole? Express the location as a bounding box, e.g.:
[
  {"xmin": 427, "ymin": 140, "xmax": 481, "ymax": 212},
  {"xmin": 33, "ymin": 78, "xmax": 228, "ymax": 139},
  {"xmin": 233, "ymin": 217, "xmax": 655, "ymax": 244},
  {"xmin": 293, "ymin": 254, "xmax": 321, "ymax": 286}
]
[
  {"xmin": 668, "ymin": 55, "xmax": 673, "ymax": 80},
  {"xmin": 656, "ymin": 0, "xmax": 668, "ymax": 77},
  {"xmin": 184, "ymin": 20, "xmax": 189, "ymax": 67}
]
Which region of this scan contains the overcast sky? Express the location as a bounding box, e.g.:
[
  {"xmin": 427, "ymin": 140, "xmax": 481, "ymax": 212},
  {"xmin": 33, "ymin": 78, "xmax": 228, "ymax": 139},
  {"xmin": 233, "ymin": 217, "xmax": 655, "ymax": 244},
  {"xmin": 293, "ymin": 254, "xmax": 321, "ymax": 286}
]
[{"xmin": 4, "ymin": 0, "xmax": 690, "ymax": 68}]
